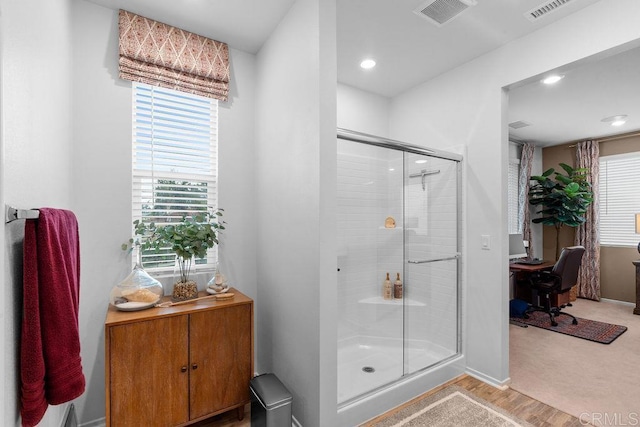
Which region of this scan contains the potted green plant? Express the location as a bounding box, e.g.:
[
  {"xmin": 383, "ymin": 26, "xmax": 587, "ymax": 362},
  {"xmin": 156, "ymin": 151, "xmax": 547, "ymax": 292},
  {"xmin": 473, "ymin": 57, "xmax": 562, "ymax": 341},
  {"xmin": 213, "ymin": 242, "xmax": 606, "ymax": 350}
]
[
  {"xmin": 124, "ymin": 208, "xmax": 225, "ymax": 301},
  {"xmin": 528, "ymin": 163, "xmax": 593, "ymax": 259}
]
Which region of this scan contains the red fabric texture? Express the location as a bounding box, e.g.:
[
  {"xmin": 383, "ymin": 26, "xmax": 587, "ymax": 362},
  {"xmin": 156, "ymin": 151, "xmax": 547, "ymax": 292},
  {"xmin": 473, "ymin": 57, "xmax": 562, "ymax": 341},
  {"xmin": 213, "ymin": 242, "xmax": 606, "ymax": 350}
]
[{"xmin": 21, "ymin": 208, "xmax": 85, "ymax": 427}]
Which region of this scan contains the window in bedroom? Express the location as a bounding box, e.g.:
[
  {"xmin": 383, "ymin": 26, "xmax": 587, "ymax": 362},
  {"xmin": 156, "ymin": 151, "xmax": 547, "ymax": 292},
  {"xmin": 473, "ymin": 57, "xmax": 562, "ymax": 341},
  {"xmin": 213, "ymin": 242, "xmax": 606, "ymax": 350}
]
[
  {"xmin": 132, "ymin": 82, "xmax": 219, "ymax": 273},
  {"xmin": 599, "ymin": 152, "xmax": 640, "ymax": 247}
]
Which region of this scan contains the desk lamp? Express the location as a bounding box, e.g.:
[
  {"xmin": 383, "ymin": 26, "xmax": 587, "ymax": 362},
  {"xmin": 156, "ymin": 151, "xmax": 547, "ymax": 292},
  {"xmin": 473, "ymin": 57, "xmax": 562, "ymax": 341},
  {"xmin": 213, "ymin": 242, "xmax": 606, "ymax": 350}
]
[{"xmin": 636, "ymin": 213, "xmax": 640, "ymax": 253}]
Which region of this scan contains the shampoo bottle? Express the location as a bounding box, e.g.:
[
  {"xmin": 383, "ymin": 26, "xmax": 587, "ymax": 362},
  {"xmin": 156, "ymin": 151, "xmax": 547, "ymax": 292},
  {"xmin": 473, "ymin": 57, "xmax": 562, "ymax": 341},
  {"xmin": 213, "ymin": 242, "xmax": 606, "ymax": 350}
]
[
  {"xmin": 394, "ymin": 272, "xmax": 403, "ymax": 299},
  {"xmin": 383, "ymin": 272, "xmax": 393, "ymax": 300}
]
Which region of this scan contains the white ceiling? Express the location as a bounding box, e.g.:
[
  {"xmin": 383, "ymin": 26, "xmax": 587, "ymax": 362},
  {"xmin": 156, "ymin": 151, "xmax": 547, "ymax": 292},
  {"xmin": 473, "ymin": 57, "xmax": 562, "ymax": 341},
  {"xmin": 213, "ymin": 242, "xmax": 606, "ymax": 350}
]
[
  {"xmin": 86, "ymin": 0, "xmax": 296, "ymax": 53},
  {"xmin": 336, "ymin": 0, "xmax": 602, "ymax": 97},
  {"xmin": 508, "ymin": 45, "xmax": 640, "ymax": 146},
  {"xmin": 86, "ymin": 0, "xmax": 640, "ymax": 146}
]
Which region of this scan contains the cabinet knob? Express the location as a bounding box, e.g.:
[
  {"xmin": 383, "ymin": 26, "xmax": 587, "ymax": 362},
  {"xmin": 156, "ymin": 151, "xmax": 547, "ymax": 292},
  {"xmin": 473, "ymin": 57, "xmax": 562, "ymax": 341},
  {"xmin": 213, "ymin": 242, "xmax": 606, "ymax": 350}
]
[
  {"xmin": 192, "ymin": 363, "xmax": 198, "ymax": 370},
  {"xmin": 180, "ymin": 366, "xmax": 188, "ymax": 373}
]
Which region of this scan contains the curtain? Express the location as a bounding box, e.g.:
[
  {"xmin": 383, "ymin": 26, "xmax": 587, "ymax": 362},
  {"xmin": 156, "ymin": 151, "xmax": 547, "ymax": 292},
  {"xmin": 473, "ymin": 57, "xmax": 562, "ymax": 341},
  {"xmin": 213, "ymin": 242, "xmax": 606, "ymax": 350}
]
[
  {"xmin": 518, "ymin": 143, "xmax": 535, "ymax": 258},
  {"xmin": 575, "ymin": 140, "xmax": 600, "ymax": 301},
  {"xmin": 118, "ymin": 10, "xmax": 229, "ymax": 101}
]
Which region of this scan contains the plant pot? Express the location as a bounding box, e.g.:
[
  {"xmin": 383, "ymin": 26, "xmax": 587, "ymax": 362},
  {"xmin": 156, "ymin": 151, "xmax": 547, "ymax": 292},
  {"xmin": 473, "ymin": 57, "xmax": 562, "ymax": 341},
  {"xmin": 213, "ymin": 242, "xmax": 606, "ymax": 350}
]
[{"xmin": 171, "ymin": 280, "xmax": 198, "ymax": 302}]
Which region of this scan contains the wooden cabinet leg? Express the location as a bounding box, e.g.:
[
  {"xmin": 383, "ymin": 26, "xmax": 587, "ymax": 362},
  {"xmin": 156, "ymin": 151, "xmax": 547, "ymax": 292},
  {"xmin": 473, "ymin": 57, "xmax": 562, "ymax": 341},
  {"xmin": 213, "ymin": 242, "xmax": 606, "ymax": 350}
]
[{"xmin": 237, "ymin": 406, "xmax": 245, "ymax": 421}]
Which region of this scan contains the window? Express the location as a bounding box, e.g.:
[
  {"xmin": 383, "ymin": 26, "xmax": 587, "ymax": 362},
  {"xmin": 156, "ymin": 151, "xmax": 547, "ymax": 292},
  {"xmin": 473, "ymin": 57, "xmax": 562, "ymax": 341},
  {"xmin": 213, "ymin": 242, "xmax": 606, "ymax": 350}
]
[
  {"xmin": 132, "ymin": 83, "xmax": 219, "ymax": 273},
  {"xmin": 508, "ymin": 159, "xmax": 521, "ymax": 234},
  {"xmin": 599, "ymin": 152, "xmax": 640, "ymax": 247}
]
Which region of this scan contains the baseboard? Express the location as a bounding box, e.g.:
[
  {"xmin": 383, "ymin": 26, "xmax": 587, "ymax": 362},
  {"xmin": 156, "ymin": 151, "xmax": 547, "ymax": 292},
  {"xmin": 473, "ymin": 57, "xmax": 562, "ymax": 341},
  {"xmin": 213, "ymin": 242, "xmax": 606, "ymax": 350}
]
[
  {"xmin": 79, "ymin": 417, "xmax": 106, "ymax": 427},
  {"xmin": 465, "ymin": 367, "xmax": 510, "ymax": 390},
  {"xmin": 600, "ymin": 298, "xmax": 635, "ymax": 307}
]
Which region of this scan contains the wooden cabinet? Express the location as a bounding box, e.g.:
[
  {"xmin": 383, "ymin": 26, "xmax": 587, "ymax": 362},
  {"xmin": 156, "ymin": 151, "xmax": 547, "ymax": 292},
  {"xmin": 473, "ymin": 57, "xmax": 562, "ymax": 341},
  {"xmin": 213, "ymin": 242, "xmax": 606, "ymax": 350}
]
[{"xmin": 105, "ymin": 288, "xmax": 253, "ymax": 427}]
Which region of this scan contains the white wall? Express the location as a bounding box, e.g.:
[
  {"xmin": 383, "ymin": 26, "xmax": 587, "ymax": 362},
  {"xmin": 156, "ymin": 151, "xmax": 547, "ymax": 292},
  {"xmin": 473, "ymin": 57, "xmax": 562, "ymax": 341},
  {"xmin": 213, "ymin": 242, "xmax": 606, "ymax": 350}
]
[
  {"xmin": 218, "ymin": 49, "xmax": 258, "ymax": 306},
  {"xmin": 70, "ymin": 2, "xmax": 132, "ymax": 423},
  {"xmin": 1, "ymin": 0, "xmax": 75, "ymax": 425},
  {"xmin": 0, "ymin": 15, "xmax": 4, "ymax": 422},
  {"xmin": 0, "ymin": 0, "xmax": 337, "ymax": 425},
  {"xmin": 254, "ymin": 0, "xmax": 337, "ymax": 425},
  {"xmin": 389, "ymin": 0, "xmax": 640, "ymax": 385},
  {"xmin": 70, "ymin": 2, "xmax": 258, "ymax": 423},
  {"xmin": 0, "ymin": 0, "xmax": 258, "ymax": 424},
  {"xmin": 337, "ymin": 83, "xmax": 390, "ymax": 137}
]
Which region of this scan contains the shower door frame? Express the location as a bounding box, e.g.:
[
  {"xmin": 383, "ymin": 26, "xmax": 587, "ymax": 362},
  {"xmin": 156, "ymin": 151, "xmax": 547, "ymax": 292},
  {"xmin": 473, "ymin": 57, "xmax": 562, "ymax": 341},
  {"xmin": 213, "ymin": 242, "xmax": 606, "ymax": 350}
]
[{"xmin": 336, "ymin": 128, "xmax": 463, "ymax": 407}]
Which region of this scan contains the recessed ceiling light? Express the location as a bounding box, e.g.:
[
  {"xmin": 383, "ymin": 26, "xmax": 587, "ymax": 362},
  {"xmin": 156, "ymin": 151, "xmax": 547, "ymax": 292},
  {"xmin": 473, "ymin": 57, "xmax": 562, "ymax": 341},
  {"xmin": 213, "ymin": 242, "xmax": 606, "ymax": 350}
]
[
  {"xmin": 360, "ymin": 59, "xmax": 376, "ymax": 70},
  {"xmin": 542, "ymin": 74, "xmax": 564, "ymax": 85},
  {"xmin": 601, "ymin": 115, "xmax": 628, "ymax": 126}
]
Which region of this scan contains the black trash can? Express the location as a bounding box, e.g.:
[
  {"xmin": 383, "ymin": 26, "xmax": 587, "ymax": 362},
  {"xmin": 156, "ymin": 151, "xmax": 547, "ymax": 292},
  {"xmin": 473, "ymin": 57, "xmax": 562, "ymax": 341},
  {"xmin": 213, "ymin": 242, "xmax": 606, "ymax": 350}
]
[{"xmin": 250, "ymin": 373, "xmax": 292, "ymax": 427}]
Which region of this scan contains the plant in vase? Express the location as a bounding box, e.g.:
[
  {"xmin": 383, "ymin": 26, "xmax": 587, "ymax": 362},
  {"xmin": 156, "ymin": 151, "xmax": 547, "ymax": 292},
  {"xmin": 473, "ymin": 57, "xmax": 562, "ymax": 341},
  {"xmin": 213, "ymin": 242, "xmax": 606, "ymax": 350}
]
[{"xmin": 124, "ymin": 208, "xmax": 225, "ymax": 302}]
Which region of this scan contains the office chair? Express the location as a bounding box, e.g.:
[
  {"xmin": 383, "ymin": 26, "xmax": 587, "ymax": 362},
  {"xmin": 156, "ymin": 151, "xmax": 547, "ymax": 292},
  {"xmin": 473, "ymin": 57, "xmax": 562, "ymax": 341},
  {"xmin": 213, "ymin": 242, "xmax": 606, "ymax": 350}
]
[{"xmin": 525, "ymin": 245, "xmax": 585, "ymax": 326}]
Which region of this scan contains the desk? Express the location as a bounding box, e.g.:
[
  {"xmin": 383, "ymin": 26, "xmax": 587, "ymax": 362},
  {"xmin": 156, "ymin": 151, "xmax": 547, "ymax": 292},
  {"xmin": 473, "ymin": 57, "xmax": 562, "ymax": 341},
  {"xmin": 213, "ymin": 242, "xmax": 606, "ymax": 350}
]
[
  {"xmin": 509, "ymin": 260, "xmax": 555, "ymax": 274},
  {"xmin": 509, "ymin": 261, "xmax": 569, "ymax": 307}
]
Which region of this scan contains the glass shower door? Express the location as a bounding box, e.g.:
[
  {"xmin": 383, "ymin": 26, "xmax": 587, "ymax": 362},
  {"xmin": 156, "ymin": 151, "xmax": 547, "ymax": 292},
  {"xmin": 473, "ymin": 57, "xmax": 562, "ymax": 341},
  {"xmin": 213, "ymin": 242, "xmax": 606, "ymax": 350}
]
[
  {"xmin": 337, "ymin": 139, "xmax": 405, "ymax": 403},
  {"xmin": 403, "ymin": 153, "xmax": 460, "ymax": 375}
]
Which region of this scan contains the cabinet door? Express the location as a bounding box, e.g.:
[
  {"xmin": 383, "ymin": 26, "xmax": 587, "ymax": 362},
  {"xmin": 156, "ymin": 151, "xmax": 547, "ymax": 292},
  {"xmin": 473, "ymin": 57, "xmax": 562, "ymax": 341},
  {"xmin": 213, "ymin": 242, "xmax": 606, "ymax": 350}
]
[
  {"xmin": 109, "ymin": 315, "xmax": 189, "ymax": 427},
  {"xmin": 189, "ymin": 304, "xmax": 252, "ymax": 419}
]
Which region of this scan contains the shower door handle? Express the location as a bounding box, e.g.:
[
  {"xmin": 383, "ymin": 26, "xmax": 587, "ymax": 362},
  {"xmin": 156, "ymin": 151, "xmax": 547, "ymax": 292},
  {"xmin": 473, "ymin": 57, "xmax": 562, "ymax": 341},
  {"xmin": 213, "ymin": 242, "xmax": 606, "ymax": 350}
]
[{"xmin": 407, "ymin": 253, "xmax": 460, "ymax": 264}]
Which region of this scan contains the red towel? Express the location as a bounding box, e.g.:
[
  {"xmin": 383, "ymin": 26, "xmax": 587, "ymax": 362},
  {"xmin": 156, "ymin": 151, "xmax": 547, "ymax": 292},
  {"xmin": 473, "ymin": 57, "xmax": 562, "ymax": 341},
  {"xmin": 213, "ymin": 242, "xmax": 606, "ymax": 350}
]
[{"xmin": 21, "ymin": 208, "xmax": 85, "ymax": 427}]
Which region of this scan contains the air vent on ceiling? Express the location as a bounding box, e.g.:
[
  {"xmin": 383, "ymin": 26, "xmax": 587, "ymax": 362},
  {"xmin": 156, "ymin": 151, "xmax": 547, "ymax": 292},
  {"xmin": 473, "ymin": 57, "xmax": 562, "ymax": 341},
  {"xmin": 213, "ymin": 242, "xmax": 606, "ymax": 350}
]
[
  {"xmin": 414, "ymin": 0, "xmax": 478, "ymax": 27},
  {"xmin": 525, "ymin": 0, "xmax": 574, "ymax": 22},
  {"xmin": 509, "ymin": 120, "xmax": 531, "ymax": 129}
]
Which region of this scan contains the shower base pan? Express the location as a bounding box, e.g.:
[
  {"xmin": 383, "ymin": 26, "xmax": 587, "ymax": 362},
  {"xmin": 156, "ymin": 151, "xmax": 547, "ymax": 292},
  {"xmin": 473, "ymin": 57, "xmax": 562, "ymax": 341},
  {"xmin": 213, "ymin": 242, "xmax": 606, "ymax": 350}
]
[{"xmin": 337, "ymin": 335, "xmax": 455, "ymax": 403}]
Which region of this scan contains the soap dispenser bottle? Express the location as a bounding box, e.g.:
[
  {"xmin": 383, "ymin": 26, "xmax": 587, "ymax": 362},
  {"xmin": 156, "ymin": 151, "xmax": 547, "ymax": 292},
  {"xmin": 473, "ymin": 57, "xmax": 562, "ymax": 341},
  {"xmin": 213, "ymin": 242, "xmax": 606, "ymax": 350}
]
[
  {"xmin": 394, "ymin": 272, "xmax": 403, "ymax": 299},
  {"xmin": 383, "ymin": 272, "xmax": 393, "ymax": 300}
]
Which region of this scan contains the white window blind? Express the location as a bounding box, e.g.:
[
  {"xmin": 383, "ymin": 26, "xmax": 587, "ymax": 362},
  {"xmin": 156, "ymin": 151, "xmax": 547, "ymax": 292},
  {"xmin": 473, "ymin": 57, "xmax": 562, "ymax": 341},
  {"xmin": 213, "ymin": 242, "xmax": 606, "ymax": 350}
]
[
  {"xmin": 508, "ymin": 159, "xmax": 520, "ymax": 234},
  {"xmin": 132, "ymin": 82, "xmax": 218, "ymax": 272},
  {"xmin": 599, "ymin": 152, "xmax": 640, "ymax": 247}
]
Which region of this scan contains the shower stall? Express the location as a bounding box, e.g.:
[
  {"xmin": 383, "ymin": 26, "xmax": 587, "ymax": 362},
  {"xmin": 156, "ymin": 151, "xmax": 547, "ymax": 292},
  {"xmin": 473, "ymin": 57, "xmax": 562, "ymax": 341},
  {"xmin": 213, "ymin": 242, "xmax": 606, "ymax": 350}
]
[{"xmin": 336, "ymin": 129, "xmax": 462, "ymax": 407}]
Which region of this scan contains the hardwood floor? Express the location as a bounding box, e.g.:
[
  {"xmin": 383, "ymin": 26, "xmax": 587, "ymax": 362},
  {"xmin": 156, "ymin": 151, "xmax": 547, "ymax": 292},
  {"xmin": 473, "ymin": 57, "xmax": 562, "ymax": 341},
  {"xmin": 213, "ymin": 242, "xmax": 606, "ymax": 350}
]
[
  {"xmin": 363, "ymin": 375, "xmax": 583, "ymax": 427},
  {"xmin": 195, "ymin": 374, "xmax": 581, "ymax": 427}
]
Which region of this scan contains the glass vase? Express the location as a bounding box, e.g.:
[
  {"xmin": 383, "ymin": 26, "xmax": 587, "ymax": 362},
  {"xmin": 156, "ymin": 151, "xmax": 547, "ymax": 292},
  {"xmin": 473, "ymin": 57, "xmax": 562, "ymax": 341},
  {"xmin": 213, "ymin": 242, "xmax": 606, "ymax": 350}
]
[
  {"xmin": 171, "ymin": 256, "xmax": 199, "ymax": 302},
  {"xmin": 207, "ymin": 263, "xmax": 229, "ymax": 293},
  {"xmin": 110, "ymin": 247, "xmax": 164, "ymax": 311}
]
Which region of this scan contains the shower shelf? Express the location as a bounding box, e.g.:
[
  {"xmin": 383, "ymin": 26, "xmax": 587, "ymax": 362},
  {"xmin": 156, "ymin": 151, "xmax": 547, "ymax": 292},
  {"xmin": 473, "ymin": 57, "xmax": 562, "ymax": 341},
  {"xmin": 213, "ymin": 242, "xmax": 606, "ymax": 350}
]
[{"xmin": 358, "ymin": 296, "xmax": 425, "ymax": 307}]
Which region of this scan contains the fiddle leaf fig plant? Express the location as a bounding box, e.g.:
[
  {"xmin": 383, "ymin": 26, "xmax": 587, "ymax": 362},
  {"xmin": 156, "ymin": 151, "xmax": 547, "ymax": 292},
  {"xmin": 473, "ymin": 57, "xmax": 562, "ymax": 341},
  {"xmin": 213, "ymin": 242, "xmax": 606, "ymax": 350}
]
[{"xmin": 528, "ymin": 163, "xmax": 593, "ymax": 259}]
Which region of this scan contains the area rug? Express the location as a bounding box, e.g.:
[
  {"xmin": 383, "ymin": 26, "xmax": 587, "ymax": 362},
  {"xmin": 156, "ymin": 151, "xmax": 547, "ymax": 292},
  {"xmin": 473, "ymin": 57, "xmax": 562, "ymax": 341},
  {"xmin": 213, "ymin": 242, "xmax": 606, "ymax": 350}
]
[
  {"xmin": 373, "ymin": 385, "xmax": 533, "ymax": 427},
  {"xmin": 510, "ymin": 311, "xmax": 627, "ymax": 344}
]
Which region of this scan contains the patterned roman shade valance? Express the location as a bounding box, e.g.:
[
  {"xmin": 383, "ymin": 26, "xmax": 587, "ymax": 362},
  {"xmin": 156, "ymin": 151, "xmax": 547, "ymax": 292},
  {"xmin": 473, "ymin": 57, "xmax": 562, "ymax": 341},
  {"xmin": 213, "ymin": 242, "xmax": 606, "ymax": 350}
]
[{"xmin": 118, "ymin": 10, "xmax": 229, "ymax": 101}]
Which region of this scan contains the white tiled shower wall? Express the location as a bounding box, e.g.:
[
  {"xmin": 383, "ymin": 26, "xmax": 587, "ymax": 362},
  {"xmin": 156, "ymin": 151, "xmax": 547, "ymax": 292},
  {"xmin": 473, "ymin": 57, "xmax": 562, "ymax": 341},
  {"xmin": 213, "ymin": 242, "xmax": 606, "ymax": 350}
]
[
  {"xmin": 337, "ymin": 142, "xmax": 403, "ymax": 341},
  {"xmin": 337, "ymin": 141, "xmax": 459, "ymax": 355}
]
